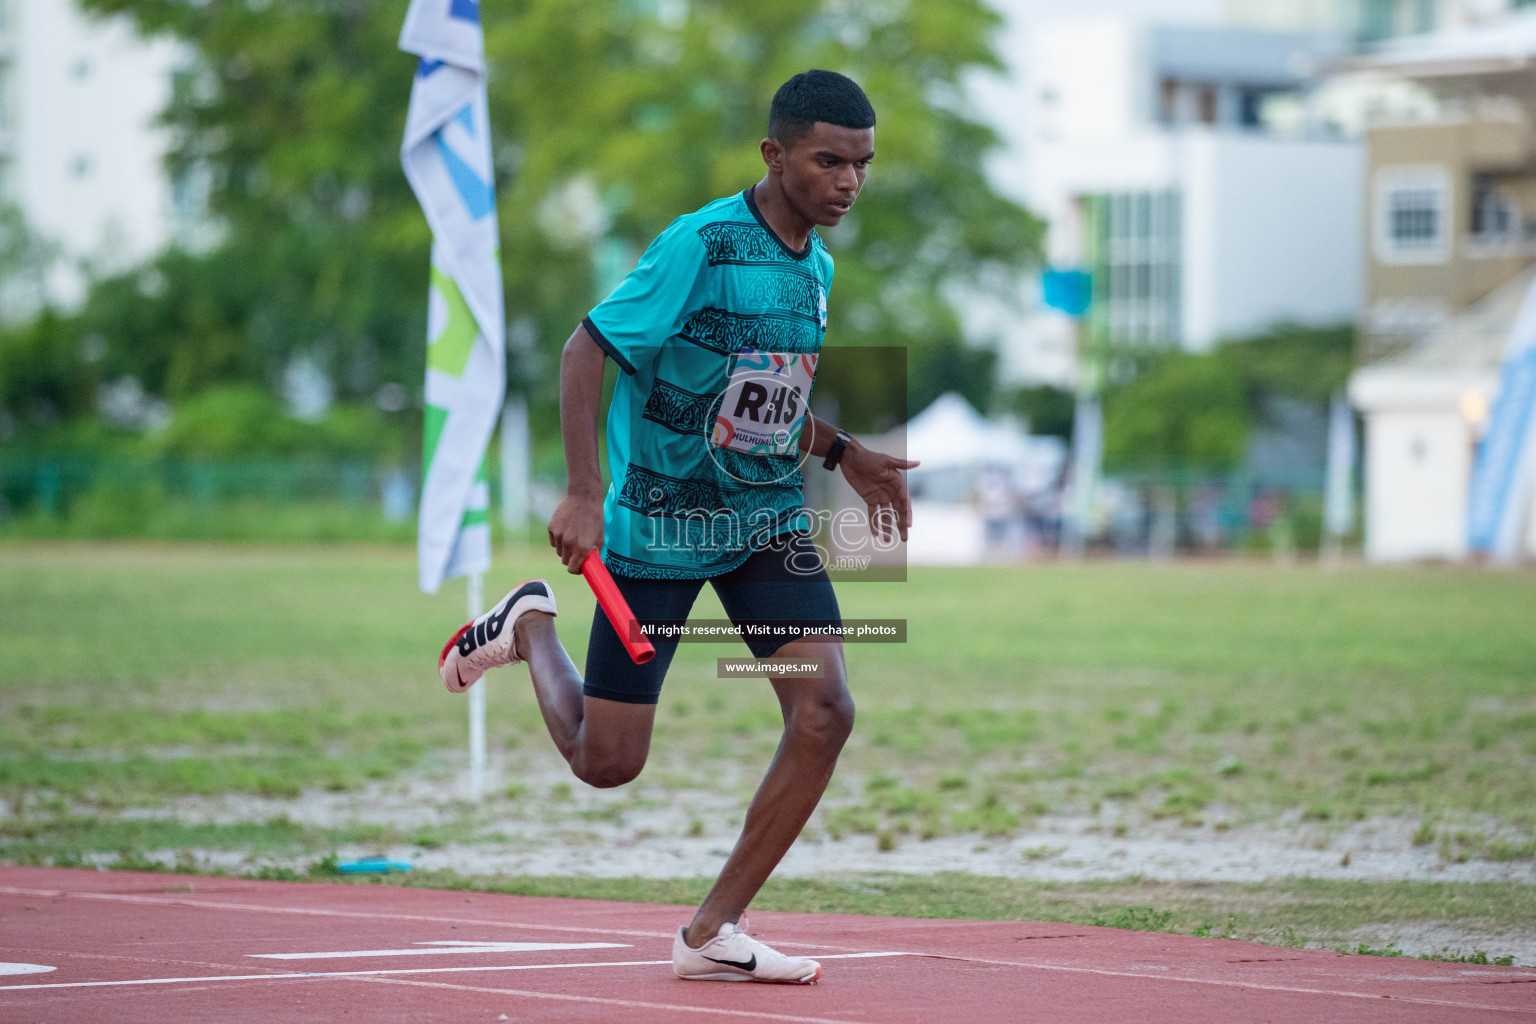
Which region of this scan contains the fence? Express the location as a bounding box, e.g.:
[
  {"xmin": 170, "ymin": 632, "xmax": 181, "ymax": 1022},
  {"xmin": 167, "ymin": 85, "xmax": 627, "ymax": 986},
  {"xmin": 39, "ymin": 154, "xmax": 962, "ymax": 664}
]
[
  {"xmin": 0, "ymin": 456, "xmax": 424, "ymax": 542},
  {"xmin": 0, "ymin": 455, "xmax": 1345, "ymax": 552},
  {"xmin": 1091, "ymin": 466, "xmax": 1333, "ymax": 556}
]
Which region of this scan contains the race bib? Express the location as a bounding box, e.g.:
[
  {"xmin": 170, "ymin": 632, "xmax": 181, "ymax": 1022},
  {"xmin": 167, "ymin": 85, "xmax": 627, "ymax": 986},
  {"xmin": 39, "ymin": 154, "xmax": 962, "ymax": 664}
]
[{"xmin": 711, "ymin": 348, "xmax": 818, "ymax": 457}]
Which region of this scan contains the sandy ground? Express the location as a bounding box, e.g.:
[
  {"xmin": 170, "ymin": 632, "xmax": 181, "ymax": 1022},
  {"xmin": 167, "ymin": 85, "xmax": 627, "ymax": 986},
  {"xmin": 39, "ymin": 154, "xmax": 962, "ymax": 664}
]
[
  {"xmin": 111, "ymin": 750, "xmax": 1536, "ymax": 886},
  {"xmin": 35, "ymin": 749, "xmax": 1533, "ymax": 963}
]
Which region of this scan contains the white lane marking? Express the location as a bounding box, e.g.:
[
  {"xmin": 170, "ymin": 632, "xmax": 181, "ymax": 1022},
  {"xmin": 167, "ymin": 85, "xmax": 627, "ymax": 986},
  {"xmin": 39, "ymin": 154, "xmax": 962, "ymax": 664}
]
[
  {"xmin": 249, "ymin": 941, "xmax": 628, "ymax": 960},
  {"xmin": 9, "ymin": 885, "xmax": 1530, "ymax": 1014},
  {"xmin": 0, "ymin": 886, "xmax": 868, "ymax": 952},
  {"xmin": 360, "ymin": 975, "xmax": 883, "ymax": 1024},
  {"xmin": 912, "ymin": 953, "xmax": 1536, "ymax": 1017},
  {"xmin": 0, "ymin": 964, "xmax": 54, "ymax": 977},
  {"xmin": 0, "ymin": 887, "xmax": 677, "ymax": 942},
  {"xmin": 0, "ymin": 951, "xmax": 912, "ymax": 992}
]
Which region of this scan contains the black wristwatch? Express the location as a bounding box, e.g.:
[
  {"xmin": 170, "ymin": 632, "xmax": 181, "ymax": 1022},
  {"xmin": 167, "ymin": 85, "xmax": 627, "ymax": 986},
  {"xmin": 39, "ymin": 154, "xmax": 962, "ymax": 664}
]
[{"xmin": 822, "ymin": 429, "xmax": 853, "ymax": 471}]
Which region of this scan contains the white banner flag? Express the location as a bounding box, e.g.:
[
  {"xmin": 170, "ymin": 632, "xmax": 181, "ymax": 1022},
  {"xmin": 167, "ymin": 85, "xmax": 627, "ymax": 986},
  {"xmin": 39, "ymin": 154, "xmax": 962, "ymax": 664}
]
[
  {"xmin": 1323, "ymin": 391, "xmax": 1356, "ymax": 540},
  {"xmin": 1468, "ymin": 275, "xmax": 1536, "ymax": 562},
  {"xmin": 400, "ymin": 0, "xmax": 504, "ymax": 594}
]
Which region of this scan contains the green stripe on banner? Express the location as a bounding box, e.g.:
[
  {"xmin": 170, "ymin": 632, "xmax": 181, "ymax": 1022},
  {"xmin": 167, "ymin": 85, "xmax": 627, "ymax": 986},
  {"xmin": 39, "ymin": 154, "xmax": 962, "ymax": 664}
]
[
  {"xmin": 463, "ymin": 458, "xmax": 489, "ymax": 527},
  {"xmin": 428, "ymin": 266, "xmax": 478, "ymax": 377},
  {"xmin": 422, "ymin": 403, "xmax": 449, "ymax": 484}
]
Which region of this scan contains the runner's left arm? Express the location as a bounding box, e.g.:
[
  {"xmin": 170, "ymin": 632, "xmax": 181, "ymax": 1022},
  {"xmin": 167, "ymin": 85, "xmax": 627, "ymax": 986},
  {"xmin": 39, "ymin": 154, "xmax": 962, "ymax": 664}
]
[
  {"xmin": 797, "ymin": 415, "xmax": 841, "ymax": 460},
  {"xmin": 800, "ymin": 416, "xmax": 919, "ymax": 543}
]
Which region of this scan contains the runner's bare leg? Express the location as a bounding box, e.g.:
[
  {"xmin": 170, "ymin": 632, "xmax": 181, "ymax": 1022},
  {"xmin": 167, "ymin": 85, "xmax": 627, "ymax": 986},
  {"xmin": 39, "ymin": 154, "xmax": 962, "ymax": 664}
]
[
  {"xmin": 514, "ymin": 611, "xmax": 853, "ymax": 940},
  {"xmin": 513, "ymin": 611, "xmax": 656, "ymax": 789},
  {"xmin": 683, "ymin": 637, "xmax": 853, "ymax": 946}
]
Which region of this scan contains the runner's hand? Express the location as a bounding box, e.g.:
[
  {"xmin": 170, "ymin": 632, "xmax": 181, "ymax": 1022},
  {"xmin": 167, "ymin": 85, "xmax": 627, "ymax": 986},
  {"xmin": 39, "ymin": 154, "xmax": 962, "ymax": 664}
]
[
  {"xmin": 840, "ymin": 445, "xmax": 920, "ymax": 543},
  {"xmin": 548, "ymin": 494, "xmax": 605, "ymax": 573}
]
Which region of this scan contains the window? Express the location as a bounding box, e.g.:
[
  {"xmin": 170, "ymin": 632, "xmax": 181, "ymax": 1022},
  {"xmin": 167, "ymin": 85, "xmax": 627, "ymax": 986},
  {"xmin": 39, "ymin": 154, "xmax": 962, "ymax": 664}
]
[
  {"xmin": 1374, "ymin": 166, "xmax": 1449, "ymax": 265},
  {"xmin": 1389, "ymin": 190, "xmax": 1439, "ymax": 246},
  {"xmin": 1239, "ymin": 90, "xmax": 1263, "ymax": 128},
  {"xmin": 1082, "ymin": 190, "xmax": 1182, "ymax": 348},
  {"xmin": 1159, "ymin": 80, "xmax": 1225, "ymax": 128},
  {"xmin": 1470, "ymin": 174, "xmax": 1520, "ymax": 241},
  {"xmin": 1361, "ymin": 0, "xmax": 1395, "ymax": 42},
  {"xmin": 1197, "ymin": 85, "xmax": 1218, "ymax": 125}
]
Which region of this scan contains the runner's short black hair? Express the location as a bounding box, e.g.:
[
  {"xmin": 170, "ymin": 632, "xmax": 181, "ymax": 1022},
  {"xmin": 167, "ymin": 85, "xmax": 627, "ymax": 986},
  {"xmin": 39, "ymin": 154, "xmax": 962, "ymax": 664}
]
[{"xmin": 768, "ymin": 70, "xmax": 875, "ymax": 149}]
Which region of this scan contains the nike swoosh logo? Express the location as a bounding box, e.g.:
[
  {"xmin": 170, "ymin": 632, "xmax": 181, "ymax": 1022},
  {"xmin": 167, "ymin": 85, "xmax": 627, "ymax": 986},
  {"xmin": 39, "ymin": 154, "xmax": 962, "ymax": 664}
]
[
  {"xmin": 703, "ymin": 953, "xmax": 756, "ymax": 971},
  {"xmin": 510, "ymin": 581, "xmax": 548, "ymax": 603}
]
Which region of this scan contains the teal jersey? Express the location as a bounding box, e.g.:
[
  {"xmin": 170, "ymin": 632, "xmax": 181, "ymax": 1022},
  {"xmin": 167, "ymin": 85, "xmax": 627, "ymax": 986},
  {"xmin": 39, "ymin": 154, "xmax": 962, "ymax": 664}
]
[{"xmin": 584, "ymin": 188, "xmax": 834, "ymax": 580}]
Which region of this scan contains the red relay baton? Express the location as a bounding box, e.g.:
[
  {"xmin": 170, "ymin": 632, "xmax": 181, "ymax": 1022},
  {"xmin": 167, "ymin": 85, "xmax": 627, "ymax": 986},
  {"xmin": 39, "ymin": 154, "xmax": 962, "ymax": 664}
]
[{"xmin": 581, "ymin": 550, "xmax": 656, "ymax": 664}]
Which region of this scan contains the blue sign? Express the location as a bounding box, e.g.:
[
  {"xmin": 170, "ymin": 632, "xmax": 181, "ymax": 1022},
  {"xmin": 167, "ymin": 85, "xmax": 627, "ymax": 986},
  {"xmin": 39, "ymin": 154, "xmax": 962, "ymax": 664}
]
[{"xmin": 1042, "ymin": 269, "xmax": 1092, "ymax": 318}]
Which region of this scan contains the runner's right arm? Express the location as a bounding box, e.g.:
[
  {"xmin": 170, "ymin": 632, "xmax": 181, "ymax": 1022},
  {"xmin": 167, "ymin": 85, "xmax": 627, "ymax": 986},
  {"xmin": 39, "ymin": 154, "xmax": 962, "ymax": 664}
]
[
  {"xmin": 547, "ymin": 323, "xmax": 608, "ymax": 573},
  {"xmin": 553, "ymin": 218, "xmax": 703, "ymax": 572}
]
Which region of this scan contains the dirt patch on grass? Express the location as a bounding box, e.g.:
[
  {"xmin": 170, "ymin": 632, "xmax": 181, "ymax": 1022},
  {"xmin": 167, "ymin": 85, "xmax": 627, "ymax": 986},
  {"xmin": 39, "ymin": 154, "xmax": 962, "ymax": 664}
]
[
  {"xmin": 82, "ymin": 749, "xmax": 1535, "ymax": 887},
  {"xmin": 12, "ymin": 748, "xmax": 1536, "ymax": 965}
]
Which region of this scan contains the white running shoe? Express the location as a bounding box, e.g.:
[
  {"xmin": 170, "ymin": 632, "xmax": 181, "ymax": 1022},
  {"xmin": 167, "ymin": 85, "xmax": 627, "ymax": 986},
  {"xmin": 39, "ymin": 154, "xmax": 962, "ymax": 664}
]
[
  {"xmin": 672, "ymin": 920, "xmax": 821, "ymax": 984},
  {"xmin": 438, "ymin": 580, "xmax": 557, "ymax": 694}
]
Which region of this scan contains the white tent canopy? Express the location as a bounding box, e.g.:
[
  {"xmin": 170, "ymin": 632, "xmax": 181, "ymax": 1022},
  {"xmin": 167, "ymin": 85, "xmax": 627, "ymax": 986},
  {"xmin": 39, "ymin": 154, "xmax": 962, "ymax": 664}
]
[
  {"xmin": 906, "ymin": 392, "xmax": 1035, "ymax": 471},
  {"xmin": 885, "ymin": 393, "xmax": 1065, "ymax": 564}
]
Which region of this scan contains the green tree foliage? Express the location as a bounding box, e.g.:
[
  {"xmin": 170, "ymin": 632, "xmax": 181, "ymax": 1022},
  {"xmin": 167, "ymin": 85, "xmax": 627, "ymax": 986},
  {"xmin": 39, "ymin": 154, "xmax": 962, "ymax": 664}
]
[
  {"xmin": 3, "ymin": 0, "xmax": 424, "ymax": 455},
  {"xmin": 1103, "ymin": 351, "xmax": 1251, "ymax": 470},
  {"xmin": 484, "ymin": 0, "xmax": 1041, "ymax": 394},
  {"xmin": 1006, "ymin": 383, "xmax": 1074, "ymax": 439},
  {"xmin": 78, "ymin": 0, "xmax": 428, "ymax": 404},
  {"xmin": 909, "ymin": 337, "xmax": 997, "ymax": 419},
  {"xmin": 1102, "ymin": 325, "xmax": 1353, "ymax": 472},
  {"xmin": 0, "ymin": 205, "xmax": 58, "ymax": 317},
  {"xmin": 27, "ymin": 0, "xmax": 1037, "ymax": 451},
  {"xmin": 147, "ymin": 384, "xmax": 400, "ymax": 460}
]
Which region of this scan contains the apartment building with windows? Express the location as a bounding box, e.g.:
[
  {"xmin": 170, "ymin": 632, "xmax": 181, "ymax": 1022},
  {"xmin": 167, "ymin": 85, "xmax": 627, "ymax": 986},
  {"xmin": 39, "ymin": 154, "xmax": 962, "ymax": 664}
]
[
  {"xmin": 1360, "ymin": 106, "xmax": 1534, "ymax": 358},
  {"xmin": 1346, "ymin": 8, "xmax": 1536, "ymax": 560},
  {"xmin": 983, "ymin": 19, "xmax": 1363, "ymax": 385}
]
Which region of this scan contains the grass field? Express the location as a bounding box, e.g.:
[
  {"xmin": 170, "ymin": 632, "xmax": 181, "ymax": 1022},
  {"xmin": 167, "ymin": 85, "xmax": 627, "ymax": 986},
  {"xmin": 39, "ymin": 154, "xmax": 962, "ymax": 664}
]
[{"xmin": 2, "ymin": 541, "xmax": 1534, "ymax": 962}]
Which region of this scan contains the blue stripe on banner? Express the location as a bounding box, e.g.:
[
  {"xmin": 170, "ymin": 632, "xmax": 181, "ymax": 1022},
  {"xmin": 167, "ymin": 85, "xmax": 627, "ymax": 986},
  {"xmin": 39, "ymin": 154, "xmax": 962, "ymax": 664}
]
[
  {"xmin": 434, "ymin": 128, "xmax": 496, "ymax": 220},
  {"xmin": 449, "ymin": 0, "xmax": 480, "ymax": 23},
  {"xmin": 417, "ymin": 57, "xmax": 444, "ymax": 77},
  {"xmin": 454, "ymin": 104, "xmax": 476, "ymax": 136},
  {"xmin": 1468, "ymin": 347, "xmax": 1536, "ymax": 551}
]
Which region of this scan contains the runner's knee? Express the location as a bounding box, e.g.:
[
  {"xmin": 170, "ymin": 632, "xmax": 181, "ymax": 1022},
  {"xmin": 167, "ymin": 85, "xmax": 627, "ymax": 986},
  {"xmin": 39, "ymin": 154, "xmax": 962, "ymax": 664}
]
[
  {"xmin": 787, "ymin": 688, "xmax": 855, "ymax": 750},
  {"xmin": 575, "ymin": 756, "xmax": 645, "ymax": 789}
]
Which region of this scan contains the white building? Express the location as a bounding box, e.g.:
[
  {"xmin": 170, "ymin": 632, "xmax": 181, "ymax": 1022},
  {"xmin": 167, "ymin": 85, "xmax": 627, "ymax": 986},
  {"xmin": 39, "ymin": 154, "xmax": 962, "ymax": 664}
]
[
  {"xmin": 1350, "ymin": 269, "xmax": 1536, "ymax": 561},
  {"xmin": 976, "ymin": 18, "xmax": 1364, "ymax": 385},
  {"xmin": 0, "ymin": 0, "xmax": 182, "ymax": 314},
  {"xmin": 1223, "ymin": 0, "xmax": 1517, "ymax": 40},
  {"xmin": 1345, "ymin": 8, "xmax": 1536, "ymax": 562}
]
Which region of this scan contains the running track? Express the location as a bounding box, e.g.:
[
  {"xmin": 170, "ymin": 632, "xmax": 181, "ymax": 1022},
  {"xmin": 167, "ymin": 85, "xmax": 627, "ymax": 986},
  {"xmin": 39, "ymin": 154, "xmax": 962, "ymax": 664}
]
[{"xmin": 1, "ymin": 867, "xmax": 1533, "ymax": 1022}]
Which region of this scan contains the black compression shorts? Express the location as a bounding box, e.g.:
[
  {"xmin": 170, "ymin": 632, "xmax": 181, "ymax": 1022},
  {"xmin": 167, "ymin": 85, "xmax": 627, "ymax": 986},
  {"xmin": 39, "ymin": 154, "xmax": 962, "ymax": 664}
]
[{"xmin": 581, "ymin": 533, "xmax": 842, "ymax": 705}]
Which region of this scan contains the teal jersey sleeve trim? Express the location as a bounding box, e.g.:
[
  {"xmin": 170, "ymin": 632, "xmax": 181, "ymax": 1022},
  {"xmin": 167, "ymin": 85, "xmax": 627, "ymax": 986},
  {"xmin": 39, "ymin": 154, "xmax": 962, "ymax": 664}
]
[
  {"xmin": 585, "ymin": 218, "xmax": 708, "ymax": 378},
  {"xmin": 582, "ymin": 316, "xmax": 636, "ymax": 376}
]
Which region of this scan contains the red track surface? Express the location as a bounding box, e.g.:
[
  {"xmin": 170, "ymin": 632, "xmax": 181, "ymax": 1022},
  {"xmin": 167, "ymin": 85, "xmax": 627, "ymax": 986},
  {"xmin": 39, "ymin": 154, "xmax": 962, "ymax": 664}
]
[{"xmin": 2, "ymin": 866, "xmax": 1534, "ymax": 1023}]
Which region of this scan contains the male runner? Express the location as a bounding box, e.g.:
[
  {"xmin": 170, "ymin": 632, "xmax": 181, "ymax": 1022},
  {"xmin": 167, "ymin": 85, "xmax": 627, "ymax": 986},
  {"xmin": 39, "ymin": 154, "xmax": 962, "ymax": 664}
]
[{"xmin": 439, "ymin": 70, "xmax": 916, "ymax": 984}]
